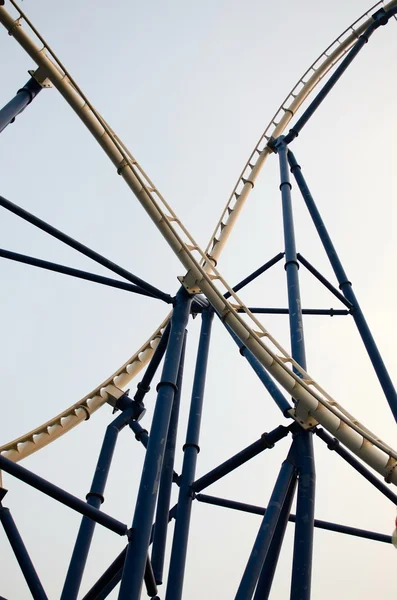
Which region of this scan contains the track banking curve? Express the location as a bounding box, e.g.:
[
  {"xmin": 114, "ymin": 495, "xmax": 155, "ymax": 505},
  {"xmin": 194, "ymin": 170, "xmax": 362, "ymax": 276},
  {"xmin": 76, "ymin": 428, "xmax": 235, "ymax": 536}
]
[{"xmin": 0, "ymin": 1, "xmax": 397, "ymax": 488}]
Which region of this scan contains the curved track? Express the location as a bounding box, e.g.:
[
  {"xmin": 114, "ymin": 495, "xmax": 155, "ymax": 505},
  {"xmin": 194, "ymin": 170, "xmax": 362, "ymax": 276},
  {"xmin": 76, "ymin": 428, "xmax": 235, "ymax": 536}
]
[{"xmin": 1, "ymin": 0, "xmax": 397, "ymax": 487}]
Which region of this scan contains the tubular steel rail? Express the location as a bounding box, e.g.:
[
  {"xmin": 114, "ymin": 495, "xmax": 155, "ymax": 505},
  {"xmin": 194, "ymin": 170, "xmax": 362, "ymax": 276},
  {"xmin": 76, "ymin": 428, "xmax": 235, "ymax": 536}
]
[
  {"xmin": 1, "ymin": 3, "xmax": 397, "ymax": 599},
  {"xmin": 0, "ymin": 0, "xmax": 397, "ymax": 486},
  {"xmin": 1, "ymin": 0, "xmax": 396, "ymax": 465}
]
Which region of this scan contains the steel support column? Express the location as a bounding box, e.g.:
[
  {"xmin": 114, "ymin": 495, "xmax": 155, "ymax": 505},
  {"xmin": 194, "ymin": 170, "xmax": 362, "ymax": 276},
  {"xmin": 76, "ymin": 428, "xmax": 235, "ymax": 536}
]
[
  {"xmin": 234, "ymin": 453, "xmax": 297, "ymax": 600},
  {"xmin": 61, "ymin": 404, "xmax": 140, "ymax": 600},
  {"xmin": 165, "ymin": 309, "xmax": 214, "ymax": 600},
  {"xmin": 0, "ymin": 504, "xmax": 48, "ymax": 600},
  {"xmin": 151, "ymin": 333, "xmax": 187, "ymax": 584},
  {"xmin": 118, "ymin": 287, "xmax": 192, "ymax": 599},
  {"xmin": 276, "ymin": 139, "xmax": 315, "ymax": 600},
  {"xmin": 0, "ymin": 77, "xmax": 43, "ymax": 133},
  {"xmin": 0, "ymin": 456, "xmax": 127, "ymax": 535},
  {"xmin": 288, "ymin": 150, "xmax": 397, "ymax": 422},
  {"xmin": 253, "ymin": 472, "xmax": 297, "ymax": 599},
  {"xmin": 290, "ymin": 431, "xmax": 316, "ymax": 600}
]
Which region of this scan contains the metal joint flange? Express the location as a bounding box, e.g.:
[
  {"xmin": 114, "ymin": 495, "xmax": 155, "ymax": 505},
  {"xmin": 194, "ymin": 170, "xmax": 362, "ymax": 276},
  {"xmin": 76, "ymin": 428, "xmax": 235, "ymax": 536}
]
[
  {"xmin": 28, "ymin": 66, "xmax": 52, "ymax": 88},
  {"xmin": 7, "ymin": 16, "xmax": 22, "ymax": 37},
  {"xmin": 289, "ymin": 402, "xmax": 318, "ymax": 430},
  {"xmin": 177, "ymin": 271, "xmax": 201, "ymax": 294},
  {"xmin": 102, "ymin": 383, "xmax": 128, "ymax": 407},
  {"xmin": 384, "ymin": 457, "xmax": 397, "ymax": 484}
]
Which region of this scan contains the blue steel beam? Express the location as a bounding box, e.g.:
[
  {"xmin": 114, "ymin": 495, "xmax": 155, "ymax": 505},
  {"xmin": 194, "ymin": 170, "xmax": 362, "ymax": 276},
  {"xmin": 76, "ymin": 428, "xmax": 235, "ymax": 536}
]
[
  {"xmin": 192, "ymin": 425, "xmax": 291, "ymax": 494},
  {"xmin": 82, "ymin": 507, "xmax": 178, "ymax": 599},
  {"xmin": 0, "ymin": 456, "xmax": 127, "ymax": 536},
  {"xmin": 134, "ymin": 323, "xmax": 171, "ymax": 404},
  {"xmin": 224, "ymin": 253, "xmax": 284, "ymax": 299},
  {"xmin": 244, "ymin": 307, "xmax": 349, "ymax": 316},
  {"xmin": 0, "ymin": 248, "xmax": 161, "ymax": 299},
  {"xmin": 276, "ymin": 138, "xmax": 316, "ymax": 600},
  {"xmin": 61, "ymin": 404, "xmax": 142, "ymax": 600},
  {"xmin": 277, "ymin": 139, "xmax": 306, "ymax": 370},
  {"xmin": 288, "ymin": 150, "xmax": 397, "ymax": 422},
  {"xmin": 0, "ymin": 195, "xmax": 173, "ymax": 304},
  {"xmin": 296, "ymin": 254, "xmax": 352, "ymax": 309},
  {"xmin": 234, "ymin": 451, "xmax": 297, "ymax": 600},
  {"xmin": 0, "ymin": 76, "xmax": 43, "ymax": 134},
  {"xmin": 195, "ymin": 494, "xmax": 392, "ymax": 544},
  {"xmin": 290, "ymin": 431, "xmax": 316, "ymax": 600},
  {"xmin": 283, "ymin": 7, "xmax": 394, "ymax": 144},
  {"xmin": 151, "ymin": 333, "xmax": 187, "ymax": 585},
  {"xmin": 0, "ymin": 504, "xmax": 48, "ymax": 600},
  {"xmin": 118, "ymin": 288, "xmax": 192, "ymax": 599},
  {"xmin": 165, "ymin": 309, "xmax": 214, "ymax": 600},
  {"xmin": 253, "ymin": 473, "xmax": 297, "ymax": 599}
]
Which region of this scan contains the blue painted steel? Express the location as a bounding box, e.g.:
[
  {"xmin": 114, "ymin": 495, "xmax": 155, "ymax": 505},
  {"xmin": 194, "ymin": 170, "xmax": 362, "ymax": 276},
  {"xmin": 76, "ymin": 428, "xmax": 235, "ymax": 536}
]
[
  {"xmin": 253, "ymin": 474, "xmax": 297, "ymax": 599},
  {"xmin": 61, "ymin": 406, "xmax": 136, "ymax": 600},
  {"xmin": 0, "ymin": 455, "xmax": 127, "ymax": 535},
  {"xmin": 0, "ymin": 77, "xmax": 42, "ymax": 134},
  {"xmin": 297, "ymin": 253, "xmax": 352, "ymax": 309},
  {"xmin": 276, "ymin": 140, "xmax": 316, "ymax": 600},
  {"xmin": 245, "ymin": 307, "xmax": 348, "ymax": 316},
  {"xmin": 83, "ymin": 506, "xmax": 178, "ymax": 598},
  {"xmin": 290, "ymin": 432, "xmax": 316, "ymax": 600},
  {"xmin": 224, "ymin": 253, "xmax": 284, "ymax": 299},
  {"xmin": 118, "ymin": 288, "xmax": 192, "ymax": 600},
  {"xmin": 151, "ymin": 333, "xmax": 187, "ymax": 584},
  {"xmin": 192, "ymin": 425, "xmax": 290, "ymax": 493},
  {"xmin": 0, "ymin": 504, "xmax": 48, "ymax": 599},
  {"xmin": 316, "ymin": 428, "xmax": 397, "ymax": 505},
  {"xmin": 289, "ymin": 150, "xmax": 397, "ymax": 422},
  {"xmin": 195, "ymin": 494, "xmax": 392, "ymax": 543},
  {"xmin": 0, "ymin": 247, "xmax": 162, "ymax": 298},
  {"xmin": 226, "ymin": 324, "xmax": 292, "ymax": 415},
  {"xmin": 165, "ymin": 309, "xmax": 214, "ymax": 600},
  {"xmin": 0, "ymin": 195, "xmax": 173, "ymax": 303},
  {"xmin": 81, "ymin": 551, "xmax": 156, "ymax": 600},
  {"xmin": 134, "ymin": 322, "xmax": 171, "ymax": 404},
  {"xmin": 129, "ymin": 419, "xmax": 149, "ymax": 447},
  {"xmin": 82, "ymin": 547, "xmax": 127, "ymax": 600},
  {"xmin": 277, "ymin": 139, "xmax": 306, "ymax": 371},
  {"xmin": 283, "ymin": 9, "xmax": 393, "ymax": 145},
  {"xmin": 234, "ymin": 455, "xmax": 296, "ymax": 600}
]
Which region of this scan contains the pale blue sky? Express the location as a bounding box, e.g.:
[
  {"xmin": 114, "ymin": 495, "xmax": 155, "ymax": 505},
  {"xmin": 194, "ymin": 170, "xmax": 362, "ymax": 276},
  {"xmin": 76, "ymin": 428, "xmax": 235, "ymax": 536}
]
[{"xmin": 0, "ymin": 1, "xmax": 396, "ymax": 598}]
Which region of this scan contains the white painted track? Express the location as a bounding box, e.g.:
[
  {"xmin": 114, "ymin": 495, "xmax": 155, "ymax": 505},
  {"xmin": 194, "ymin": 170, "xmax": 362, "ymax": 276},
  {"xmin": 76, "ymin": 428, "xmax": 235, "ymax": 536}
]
[{"xmin": 0, "ymin": 0, "xmax": 397, "ymax": 488}]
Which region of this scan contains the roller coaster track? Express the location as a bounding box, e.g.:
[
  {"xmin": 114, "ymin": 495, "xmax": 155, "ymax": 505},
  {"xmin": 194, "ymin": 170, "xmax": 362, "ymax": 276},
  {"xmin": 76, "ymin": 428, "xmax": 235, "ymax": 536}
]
[{"xmin": 1, "ymin": 0, "xmax": 397, "ymax": 491}]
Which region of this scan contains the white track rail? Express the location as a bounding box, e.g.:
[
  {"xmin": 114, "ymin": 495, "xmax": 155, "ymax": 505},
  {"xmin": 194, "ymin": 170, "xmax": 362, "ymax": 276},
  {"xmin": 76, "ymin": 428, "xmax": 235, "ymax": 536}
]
[{"xmin": 1, "ymin": 1, "xmax": 397, "ymax": 485}]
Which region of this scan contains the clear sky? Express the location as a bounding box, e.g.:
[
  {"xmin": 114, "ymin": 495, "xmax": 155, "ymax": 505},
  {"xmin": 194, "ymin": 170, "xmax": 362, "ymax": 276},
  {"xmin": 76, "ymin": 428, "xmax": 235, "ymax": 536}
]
[{"xmin": 0, "ymin": 1, "xmax": 396, "ymax": 598}]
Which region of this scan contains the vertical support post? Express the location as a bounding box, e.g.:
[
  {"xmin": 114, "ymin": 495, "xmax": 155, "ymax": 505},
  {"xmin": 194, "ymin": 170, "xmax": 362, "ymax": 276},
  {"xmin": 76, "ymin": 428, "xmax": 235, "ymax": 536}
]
[
  {"xmin": 290, "ymin": 431, "xmax": 316, "ymax": 600},
  {"xmin": 118, "ymin": 288, "xmax": 192, "ymax": 600},
  {"xmin": 234, "ymin": 451, "xmax": 297, "ymax": 600},
  {"xmin": 0, "ymin": 77, "xmax": 43, "ymax": 134},
  {"xmin": 253, "ymin": 472, "xmax": 297, "ymax": 599},
  {"xmin": 277, "ymin": 140, "xmax": 306, "ymax": 370},
  {"xmin": 288, "ymin": 150, "xmax": 397, "ymax": 422},
  {"xmin": 61, "ymin": 405, "xmax": 137, "ymax": 600},
  {"xmin": 151, "ymin": 332, "xmax": 187, "ymax": 584},
  {"xmin": 276, "ymin": 139, "xmax": 315, "ymax": 600},
  {"xmin": 165, "ymin": 309, "xmax": 214, "ymax": 600},
  {"xmin": 0, "ymin": 504, "xmax": 48, "ymax": 600}
]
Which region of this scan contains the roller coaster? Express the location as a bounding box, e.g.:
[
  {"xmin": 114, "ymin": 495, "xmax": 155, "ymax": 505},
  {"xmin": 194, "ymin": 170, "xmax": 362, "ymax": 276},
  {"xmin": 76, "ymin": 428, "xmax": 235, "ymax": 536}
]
[{"xmin": 0, "ymin": 1, "xmax": 396, "ymax": 598}]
